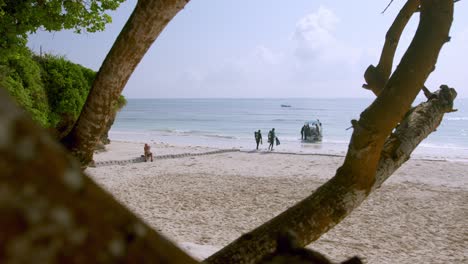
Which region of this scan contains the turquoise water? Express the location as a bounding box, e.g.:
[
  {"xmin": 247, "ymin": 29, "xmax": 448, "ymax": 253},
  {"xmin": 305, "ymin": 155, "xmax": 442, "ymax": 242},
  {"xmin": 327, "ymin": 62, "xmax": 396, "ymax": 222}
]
[{"xmin": 110, "ymin": 98, "xmax": 468, "ymax": 160}]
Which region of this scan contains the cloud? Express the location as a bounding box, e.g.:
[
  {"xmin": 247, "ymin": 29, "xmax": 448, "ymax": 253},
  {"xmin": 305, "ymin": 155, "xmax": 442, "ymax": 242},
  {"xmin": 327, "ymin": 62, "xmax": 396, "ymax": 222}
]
[
  {"xmin": 292, "ymin": 6, "xmax": 339, "ymax": 60},
  {"xmin": 292, "ymin": 6, "xmax": 361, "ymax": 67},
  {"xmin": 152, "ymin": 6, "xmax": 368, "ymax": 98}
]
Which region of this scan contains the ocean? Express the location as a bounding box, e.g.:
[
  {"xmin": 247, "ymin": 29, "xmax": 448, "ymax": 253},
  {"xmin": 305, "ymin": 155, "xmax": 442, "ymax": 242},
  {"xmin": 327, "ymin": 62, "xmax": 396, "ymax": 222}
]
[{"xmin": 109, "ymin": 98, "xmax": 468, "ymax": 161}]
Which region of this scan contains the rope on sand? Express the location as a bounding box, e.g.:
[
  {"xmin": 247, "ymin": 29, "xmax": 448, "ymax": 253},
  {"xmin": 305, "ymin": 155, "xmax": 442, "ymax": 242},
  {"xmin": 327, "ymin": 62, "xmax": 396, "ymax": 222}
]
[{"xmin": 93, "ymin": 149, "xmax": 240, "ymax": 168}]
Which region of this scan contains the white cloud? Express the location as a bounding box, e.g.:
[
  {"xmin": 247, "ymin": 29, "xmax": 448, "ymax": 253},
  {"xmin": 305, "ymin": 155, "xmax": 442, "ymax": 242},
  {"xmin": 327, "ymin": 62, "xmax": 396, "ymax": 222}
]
[
  {"xmin": 292, "ymin": 6, "xmax": 361, "ymax": 67},
  {"xmin": 292, "ymin": 6, "xmax": 339, "ymax": 60},
  {"xmin": 159, "ymin": 6, "xmax": 368, "ymax": 98}
]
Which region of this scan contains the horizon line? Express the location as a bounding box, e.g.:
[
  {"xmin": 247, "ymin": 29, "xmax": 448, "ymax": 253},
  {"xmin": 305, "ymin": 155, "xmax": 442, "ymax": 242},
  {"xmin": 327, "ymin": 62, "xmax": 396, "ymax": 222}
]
[{"xmin": 122, "ymin": 96, "xmax": 468, "ymax": 100}]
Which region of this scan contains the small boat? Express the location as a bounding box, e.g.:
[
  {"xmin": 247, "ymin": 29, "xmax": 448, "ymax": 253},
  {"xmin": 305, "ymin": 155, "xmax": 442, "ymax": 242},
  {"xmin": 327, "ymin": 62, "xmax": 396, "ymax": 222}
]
[
  {"xmin": 301, "ymin": 120, "xmax": 323, "ymax": 142},
  {"xmin": 281, "ymin": 104, "xmax": 291, "ymax": 108}
]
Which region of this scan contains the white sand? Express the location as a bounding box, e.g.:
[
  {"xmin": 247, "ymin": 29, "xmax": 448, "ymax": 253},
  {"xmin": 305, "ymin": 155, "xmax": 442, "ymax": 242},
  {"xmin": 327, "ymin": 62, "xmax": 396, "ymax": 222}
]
[{"xmin": 86, "ymin": 141, "xmax": 468, "ymax": 263}]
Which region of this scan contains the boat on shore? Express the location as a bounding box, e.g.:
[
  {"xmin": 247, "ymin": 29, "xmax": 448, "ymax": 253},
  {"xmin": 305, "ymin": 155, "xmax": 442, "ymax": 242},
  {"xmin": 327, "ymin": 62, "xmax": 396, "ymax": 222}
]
[{"xmin": 301, "ymin": 120, "xmax": 323, "ymax": 142}]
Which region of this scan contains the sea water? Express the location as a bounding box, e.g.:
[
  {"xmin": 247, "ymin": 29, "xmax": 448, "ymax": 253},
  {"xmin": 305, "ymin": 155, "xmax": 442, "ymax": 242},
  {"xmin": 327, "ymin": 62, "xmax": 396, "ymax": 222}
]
[{"xmin": 109, "ymin": 98, "xmax": 468, "ymax": 161}]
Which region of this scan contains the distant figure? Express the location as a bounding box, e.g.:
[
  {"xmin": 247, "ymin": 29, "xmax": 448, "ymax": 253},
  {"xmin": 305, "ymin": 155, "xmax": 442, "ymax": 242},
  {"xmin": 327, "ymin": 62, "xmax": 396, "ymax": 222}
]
[
  {"xmin": 144, "ymin": 143, "xmax": 153, "ymax": 162},
  {"xmin": 254, "ymin": 130, "xmax": 263, "ymax": 150},
  {"xmin": 304, "ymin": 124, "xmax": 310, "ymax": 140},
  {"xmin": 268, "ymin": 128, "xmax": 276, "ymax": 151},
  {"xmin": 301, "ymin": 125, "xmax": 305, "ymax": 140}
]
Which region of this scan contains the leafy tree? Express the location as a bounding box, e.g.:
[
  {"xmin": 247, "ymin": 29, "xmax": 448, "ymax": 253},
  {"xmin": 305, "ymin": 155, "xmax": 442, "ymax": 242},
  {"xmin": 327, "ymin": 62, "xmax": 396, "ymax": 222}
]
[
  {"xmin": 0, "ymin": 0, "xmax": 124, "ymax": 63},
  {"xmin": 37, "ymin": 54, "xmax": 95, "ymax": 128},
  {"xmin": 0, "ymin": 0, "xmax": 125, "ymax": 131},
  {"xmin": 0, "ymin": 47, "xmax": 49, "ymax": 126},
  {"xmin": 0, "ymin": 0, "xmax": 123, "ymax": 33}
]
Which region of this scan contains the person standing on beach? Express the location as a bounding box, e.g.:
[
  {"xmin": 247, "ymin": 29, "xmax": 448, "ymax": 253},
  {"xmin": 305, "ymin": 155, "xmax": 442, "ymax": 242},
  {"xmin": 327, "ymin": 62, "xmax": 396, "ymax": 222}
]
[
  {"xmin": 254, "ymin": 130, "xmax": 263, "ymax": 150},
  {"xmin": 268, "ymin": 128, "xmax": 276, "ymax": 151},
  {"xmin": 144, "ymin": 143, "xmax": 153, "ymax": 162}
]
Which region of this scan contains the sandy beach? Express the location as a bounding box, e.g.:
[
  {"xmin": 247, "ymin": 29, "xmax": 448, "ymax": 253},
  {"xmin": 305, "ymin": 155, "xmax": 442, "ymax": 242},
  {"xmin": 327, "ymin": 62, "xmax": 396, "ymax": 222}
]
[{"xmin": 85, "ymin": 141, "xmax": 468, "ymax": 263}]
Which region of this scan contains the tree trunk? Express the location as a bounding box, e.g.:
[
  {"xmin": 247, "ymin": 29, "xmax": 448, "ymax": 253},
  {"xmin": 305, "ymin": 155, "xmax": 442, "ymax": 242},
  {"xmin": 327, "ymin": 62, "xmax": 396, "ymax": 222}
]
[
  {"xmin": 100, "ymin": 110, "xmax": 116, "ymax": 145},
  {"xmin": 0, "ymin": 88, "xmax": 198, "ymax": 263},
  {"xmin": 205, "ymin": 1, "xmax": 453, "ymax": 263},
  {"xmin": 62, "ymin": 0, "xmax": 190, "ymax": 167}
]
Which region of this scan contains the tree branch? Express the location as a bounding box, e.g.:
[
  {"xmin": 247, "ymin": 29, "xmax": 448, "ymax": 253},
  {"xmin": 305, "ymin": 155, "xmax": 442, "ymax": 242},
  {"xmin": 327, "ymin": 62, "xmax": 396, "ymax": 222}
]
[
  {"xmin": 206, "ymin": 88, "xmax": 456, "ymax": 263},
  {"xmin": 206, "ymin": 1, "xmax": 453, "ymax": 262},
  {"xmin": 374, "ymin": 85, "xmax": 457, "ymax": 190},
  {"xmin": 422, "ymin": 85, "xmax": 436, "ymax": 99},
  {"xmin": 363, "ymin": 0, "xmax": 419, "ymax": 96},
  {"xmin": 381, "ymin": 0, "xmax": 395, "ymax": 14},
  {"xmin": 0, "ymin": 89, "xmax": 198, "ymax": 263},
  {"xmin": 63, "ymin": 0, "xmax": 190, "ymax": 167}
]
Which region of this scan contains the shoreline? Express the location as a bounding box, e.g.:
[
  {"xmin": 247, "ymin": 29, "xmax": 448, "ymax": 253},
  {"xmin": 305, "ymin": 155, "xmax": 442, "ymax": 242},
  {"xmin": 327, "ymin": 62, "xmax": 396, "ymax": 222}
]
[
  {"xmin": 101, "ymin": 139, "xmax": 468, "ymax": 163},
  {"xmin": 86, "ymin": 141, "xmax": 468, "ymax": 263}
]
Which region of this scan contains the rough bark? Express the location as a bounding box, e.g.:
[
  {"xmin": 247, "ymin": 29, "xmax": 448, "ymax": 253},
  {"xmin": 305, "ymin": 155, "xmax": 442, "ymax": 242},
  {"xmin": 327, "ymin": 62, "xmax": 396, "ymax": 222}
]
[
  {"xmin": 100, "ymin": 110, "xmax": 116, "ymax": 145},
  {"xmin": 373, "ymin": 85, "xmax": 456, "ymax": 189},
  {"xmin": 0, "ymin": 89, "xmax": 198, "ymax": 263},
  {"xmin": 62, "ymin": 0, "xmax": 190, "ymax": 167},
  {"xmin": 205, "ymin": 1, "xmax": 453, "ymax": 263},
  {"xmin": 363, "ymin": 0, "xmax": 419, "ymax": 95}
]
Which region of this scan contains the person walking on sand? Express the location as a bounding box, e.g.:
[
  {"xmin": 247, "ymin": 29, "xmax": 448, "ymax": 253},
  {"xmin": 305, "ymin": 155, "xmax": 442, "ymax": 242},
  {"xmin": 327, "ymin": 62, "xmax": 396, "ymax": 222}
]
[
  {"xmin": 144, "ymin": 143, "xmax": 153, "ymax": 162},
  {"xmin": 268, "ymin": 128, "xmax": 276, "ymax": 151},
  {"xmin": 254, "ymin": 130, "xmax": 263, "ymax": 150}
]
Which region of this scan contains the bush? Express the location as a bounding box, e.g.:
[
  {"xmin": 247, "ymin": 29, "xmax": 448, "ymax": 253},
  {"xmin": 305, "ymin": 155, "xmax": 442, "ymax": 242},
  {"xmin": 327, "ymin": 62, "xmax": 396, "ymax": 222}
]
[
  {"xmin": 2, "ymin": 48, "xmax": 125, "ymax": 140},
  {"xmin": 37, "ymin": 54, "xmax": 96, "ymax": 128},
  {"xmin": 1, "ymin": 47, "xmax": 50, "ymax": 126}
]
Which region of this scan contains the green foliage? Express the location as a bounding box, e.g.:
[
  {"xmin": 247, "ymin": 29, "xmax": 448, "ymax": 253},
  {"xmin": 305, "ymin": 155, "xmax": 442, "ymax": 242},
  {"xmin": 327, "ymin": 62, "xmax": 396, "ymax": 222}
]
[
  {"xmin": 0, "ymin": 0, "xmax": 124, "ymax": 35},
  {"xmin": 2, "ymin": 48, "xmax": 126, "ymax": 140},
  {"xmin": 0, "ymin": 0, "xmax": 124, "ymax": 64},
  {"xmin": 37, "ymin": 54, "xmax": 96, "ymax": 127},
  {"xmin": 0, "ymin": 0, "xmax": 125, "ymax": 134},
  {"xmin": 116, "ymin": 95, "xmax": 127, "ymax": 111},
  {"xmin": 0, "ymin": 47, "xmax": 50, "ymax": 126}
]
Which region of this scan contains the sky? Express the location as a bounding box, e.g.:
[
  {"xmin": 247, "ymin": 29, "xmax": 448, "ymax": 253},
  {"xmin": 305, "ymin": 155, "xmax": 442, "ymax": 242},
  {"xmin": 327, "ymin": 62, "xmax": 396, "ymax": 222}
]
[{"xmin": 28, "ymin": 0, "xmax": 468, "ymax": 98}]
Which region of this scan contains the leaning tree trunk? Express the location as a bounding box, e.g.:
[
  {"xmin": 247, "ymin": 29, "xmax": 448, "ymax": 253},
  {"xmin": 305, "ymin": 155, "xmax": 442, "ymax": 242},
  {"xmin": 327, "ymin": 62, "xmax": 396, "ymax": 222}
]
[
  {"xmin": 100, "ymin": 109, "xmax": 117, "ymax": 145},
  {"xmin": 62, "ymin": 0, "xmax": 190, "ymax": 167},
  {"xmin": 205, "ymin": 1, "xmax": 454, "ymax": 263},
  {"xmin": 0, "ymin": 88, "xmax": 198, "ymax": 263}
]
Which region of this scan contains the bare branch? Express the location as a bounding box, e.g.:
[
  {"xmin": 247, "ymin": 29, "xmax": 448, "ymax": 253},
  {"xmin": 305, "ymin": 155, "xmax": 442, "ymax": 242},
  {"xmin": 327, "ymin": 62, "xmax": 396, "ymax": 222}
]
[
  {"xmin": 363, "ymin": 0, "xmax": 420, "ymax": 96},
  {"xmin": 422, "ymin": 85, "xmax": 436, "ymax": 99},
  {"xmin": 381, "ymin": 0, "xmax": 395, "ymax": 14}
]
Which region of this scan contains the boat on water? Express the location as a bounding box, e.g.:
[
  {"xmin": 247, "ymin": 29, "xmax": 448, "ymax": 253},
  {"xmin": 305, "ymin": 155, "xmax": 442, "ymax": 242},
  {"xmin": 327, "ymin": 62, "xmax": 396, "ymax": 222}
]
[
  {"xmin": 281, "ymin": 104, "xmax": 291, "ymax": 108},
  {"xmin": 301, "ymin": 120, "xmax": 323, "ymax": 142}
]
